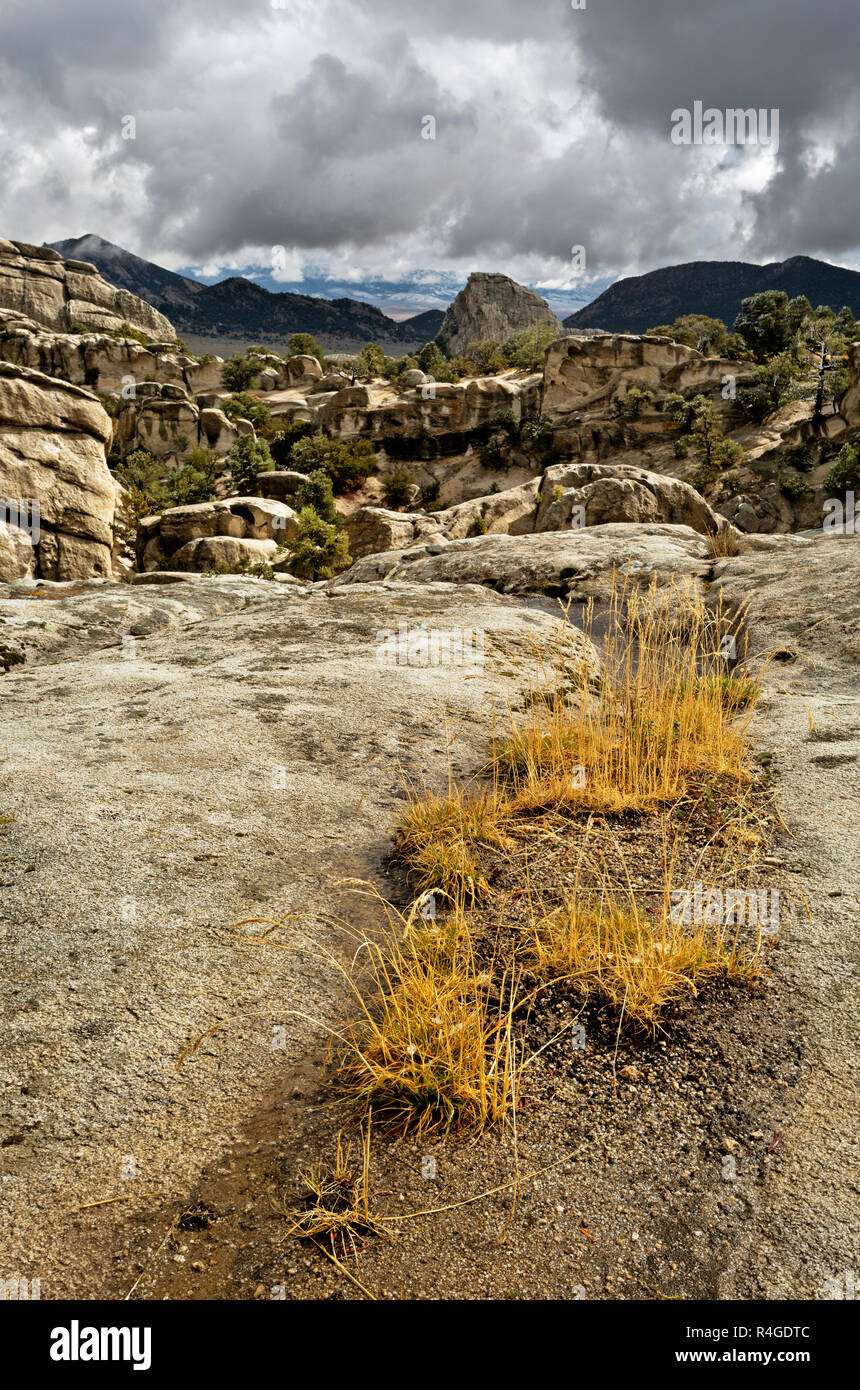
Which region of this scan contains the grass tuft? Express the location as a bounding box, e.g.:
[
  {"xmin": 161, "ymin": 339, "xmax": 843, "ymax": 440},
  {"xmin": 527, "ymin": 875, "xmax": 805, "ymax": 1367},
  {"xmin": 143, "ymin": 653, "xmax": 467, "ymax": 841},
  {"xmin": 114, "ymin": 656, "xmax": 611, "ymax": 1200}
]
[
  {"xmin": 528, "ymin": 890, "xmax": 760, "ymax": 1032},
  {"xmin": 493, "ymin": 575, "xmax": 758, "ymax": 815},
  {"xmin": 396, "ymin": 783, "xmax": 512, "ymax": 901},
  {"xmin": 281, "ymin": 1127, "xmax": 390, "ymax": 1259},
  {"xmin": 333, "ymin": 911, "xmax": 524, "ymax": 1136}
]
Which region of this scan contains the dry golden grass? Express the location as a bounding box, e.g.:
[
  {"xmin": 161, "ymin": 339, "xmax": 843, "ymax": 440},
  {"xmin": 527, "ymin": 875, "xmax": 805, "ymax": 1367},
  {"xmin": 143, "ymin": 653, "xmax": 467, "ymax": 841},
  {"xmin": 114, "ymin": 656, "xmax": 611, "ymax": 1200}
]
[
  {"xmin": 528, "ymin": 891, "xmax": 760, "ymax": 1031},
  {"xmin": 396, "ymin": 782, "xmax": 513, "ymax": 901},
  {"xmin": 281, "ymin": 1127, "xmax": 390, "ymax": 1258},
  {"xmin": 280, "ymin": 573, "xmax": 768, "ymax": 1136},
  {"xmin": 494, "ymin": 576, "xmax": 758, "ymax": 815},
  {"xmin": 333, "ymin": 908, "xmax": 524, "ymax": 1136},
  {"xmin": 705, "ymin": 528, "xmax": 744, "ymax": 559},
  {"xmin": 393, "ymin": 573, "xmax": 760, "ymax": 898}
]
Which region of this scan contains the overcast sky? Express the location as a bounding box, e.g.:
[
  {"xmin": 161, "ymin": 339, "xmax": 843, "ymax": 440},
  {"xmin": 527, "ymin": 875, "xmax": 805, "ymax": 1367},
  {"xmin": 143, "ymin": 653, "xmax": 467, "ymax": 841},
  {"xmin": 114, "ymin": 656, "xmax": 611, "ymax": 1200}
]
[{"xmin": 0, "ymin": 0, "xmax": 857, "ymax": 290}]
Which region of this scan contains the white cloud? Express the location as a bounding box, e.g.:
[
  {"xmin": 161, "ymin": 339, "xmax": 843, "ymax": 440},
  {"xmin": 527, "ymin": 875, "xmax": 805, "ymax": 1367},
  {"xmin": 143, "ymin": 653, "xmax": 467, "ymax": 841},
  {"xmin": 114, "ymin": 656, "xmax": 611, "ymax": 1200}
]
[{"xmin": 0, "ymin": 0, "xmax": 858, "ymax": 284}]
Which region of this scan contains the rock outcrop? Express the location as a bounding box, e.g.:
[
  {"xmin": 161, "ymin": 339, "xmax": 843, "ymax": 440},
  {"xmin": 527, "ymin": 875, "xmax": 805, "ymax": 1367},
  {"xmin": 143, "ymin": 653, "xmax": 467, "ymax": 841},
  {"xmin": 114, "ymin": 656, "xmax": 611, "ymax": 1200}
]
[
  {"xmin": 541, "ymin": 333, "xmax": 753, "ymax": 421},
  {"xmin": 333, "ymin": 523, "xmax": 719, "ymax": 604},
  {"xmin": 436, "ymin": 273, "xmax": 562, "ymax": 358},
  {"xmin": 346, "ymin": 461, "xmax": 730, "ymax": 561},
  {"xmin": 0, "ymin": 240, "xmax": 177, "ymax": 342},
  {"xmin": 137, "ymin": 497, "xmax": 299, "ymax": 572},
  {"xmin": 535, "ymin": 461, "xmax": 732, "ymax": 535},
  {"xmin": 0, "ymin": 308, "xmax": 219, "ymax": 395},
  {"xmin": 0, "ymin": 362, "xmax": 115, "ymax": 579}
]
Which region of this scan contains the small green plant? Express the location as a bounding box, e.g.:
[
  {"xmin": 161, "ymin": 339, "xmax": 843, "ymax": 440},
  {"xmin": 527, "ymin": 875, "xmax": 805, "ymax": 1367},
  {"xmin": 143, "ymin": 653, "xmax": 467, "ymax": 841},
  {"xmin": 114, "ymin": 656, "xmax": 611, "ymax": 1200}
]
[
  {"xmin": 226, "ymin": 434, "xmax": 274, "ymax": 492},
  {"xmin": 221, "ymin": 392, "xmax": 272, "ymax": 432},
  {"xmin": 381, "ymin": 466, "xmax": 416, "ymax": 509},
  {"xmin": 618, "ymin": 385, "xmax": 655, "ymax": 419},
  {"xmin": 109, "ymin": 322, "xmax": 150, "ymax": 347},
  {"xmin": 780, "ymin": 473, "xmax": 813, "ymax": 500},
  {"xmin": 824, "ymin": 443, "xmax": 860, "ymax": 496},
  {"xmin": 286, "ymin": 507, "xmax": 352, "ymax": 580}
]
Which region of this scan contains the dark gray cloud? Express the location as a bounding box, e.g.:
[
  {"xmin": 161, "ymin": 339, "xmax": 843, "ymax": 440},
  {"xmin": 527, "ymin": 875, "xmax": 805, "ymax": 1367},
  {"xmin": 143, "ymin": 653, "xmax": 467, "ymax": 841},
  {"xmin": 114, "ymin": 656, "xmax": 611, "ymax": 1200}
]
[{"xmin": 0, "ymin": 0, "xmax": 856, "ymax": 281}]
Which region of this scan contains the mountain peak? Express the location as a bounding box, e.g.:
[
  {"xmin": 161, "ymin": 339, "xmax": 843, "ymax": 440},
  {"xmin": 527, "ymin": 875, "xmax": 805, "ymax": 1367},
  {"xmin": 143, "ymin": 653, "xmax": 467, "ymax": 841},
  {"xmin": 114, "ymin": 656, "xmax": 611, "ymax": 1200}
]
[
  {"xmin": 565, "ymin": 255, "xmax": 860, "ymax": 334},
  {"xmin": 436, "ymin": 272, "xmax": 561, "ymax": 357}
]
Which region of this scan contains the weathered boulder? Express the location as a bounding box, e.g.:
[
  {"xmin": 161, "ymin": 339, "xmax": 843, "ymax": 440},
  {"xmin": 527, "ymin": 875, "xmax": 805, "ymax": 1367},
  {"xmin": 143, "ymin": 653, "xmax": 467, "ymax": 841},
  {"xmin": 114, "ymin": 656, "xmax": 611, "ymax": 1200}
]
[
  {"xmin": 0, "ymin": 362, "xmax": 115, "ymax": 579},
  {"xmin": 436, "ymin": 272, "xmax": 561, "ymax": 358},
  {"xmin": 345, "ymin": 478, "xmax": 541, "ymax": 560},
  {"xmin": 345, "ymin": 463, "xmax": 730, "ymax": 561},
  {"xmin": 344, "ymin": 507, "xmax": 447, "ymax": 560},
  {"xmin": 198, "ymin": 407, "xmax": 241, "ymax": 455},
  {"xmin": 255, "ymin": 470, "xmax": 308, "ymax": 502},
  {"xmin": 333, "ymin": 523, "xmax": 715, "ymax": 604},
  {"xmin": 129, "ymin": 397, "xmax": 200, "ymax": 460},
  {"xmin": 168, "ymin": 536, "xmax": 279, "ymax": 571},
  {"xmin": 309, "ymin": 371, "xmax": 352, "ymax": 394},
  {"xmin": 0, "ymin": 240, "xmax": 177, "ymax": 341},
  {"xmin": 137, "ymin": 496, "xmax": 299, "ymax": 571},
  {"xmin": 282, "ymin": 354, "xmax": 323, "ymax": 388},
  {"xmin": 535, "ymin": 461, "xmax": 732, "ymax": 536},
  {"xmin": 0, "ymin": 517, "xmax": 35, "ymax": 581}
]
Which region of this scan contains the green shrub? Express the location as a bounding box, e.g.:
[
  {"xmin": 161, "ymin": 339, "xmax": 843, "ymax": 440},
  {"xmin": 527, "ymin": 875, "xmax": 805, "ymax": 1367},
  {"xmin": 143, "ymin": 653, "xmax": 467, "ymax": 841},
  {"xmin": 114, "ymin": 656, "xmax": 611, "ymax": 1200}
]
[
  {"xmin": 780, "ymin": 474, "xmax": 813, "ymax": 500},
  {"xmin": 824, "ymin": 444, "xmax": 860, "ymax": 495},
  {"xmin": 288, "ymin": 333, "xmax": 325, "ymax": 365},
  {"xmin": 381, "ymin": 466, "xmax": 416, "ymax": 508},
  {"xmin": 618, "ymin": 385, "xmax": 655, "ymax": 419},
  {"xmin": 354, "ymin": 342, "xmax": 392, "ymax": 381},
  {"xmin": 287, "ymin": 507, "xmax": 352, "ymax": 580},
  {"xmin": 296, "ymin": 469, "xmax": 337, "ymax": 523},
  {"xmin": 112, "ymin": 449, "xmax": 168, "ymax": 544},
  {"xmin": 466, "ymin": 340, "xmax": 506, "ymax": 374},
  {"xmin": 166, "ymin": 448, "xmax": 219, "ymax": 506},
  {"xmin": 221, "ymin": 391, "xmax": 272, "ymax": 431},
  {"xmin": 289, "ymin": 431, "xmax": 377, "ymax": 493},
  {"xmin": 686, "ymin": 396, "xmax": 743, "ymax": 483},
  {"xmin": 269, "ymin": 418, "xmax": 316, "ymax": 467},
  {"xmin": 222, "ymin": 353, "xmax": 262, "ymax": 391},
  {"xmin": 226, "ymin": 434, "xmax": 274, "ymax": 492},
  {"xmin": 416, "ymin": 342, "xmax": 447, "ymax": 377},
  {"xmin": 499, "ymin": 323, "xmax": 559, "ymax": 371}
]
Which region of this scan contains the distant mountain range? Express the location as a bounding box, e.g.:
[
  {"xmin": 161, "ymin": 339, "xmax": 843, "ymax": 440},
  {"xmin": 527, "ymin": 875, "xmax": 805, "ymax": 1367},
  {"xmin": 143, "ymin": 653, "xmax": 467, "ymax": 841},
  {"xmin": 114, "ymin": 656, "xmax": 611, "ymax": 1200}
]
[
  {"xmin": 48, "ymin": 235, "xmax": 446, "ymax": 351},
  {"xmin": 564, "ymin": 255, "xmax": 860, "ymax": 334},
  {"xmin": 45, "ymin": 238, "xmax": 860, "ymax": 354}
]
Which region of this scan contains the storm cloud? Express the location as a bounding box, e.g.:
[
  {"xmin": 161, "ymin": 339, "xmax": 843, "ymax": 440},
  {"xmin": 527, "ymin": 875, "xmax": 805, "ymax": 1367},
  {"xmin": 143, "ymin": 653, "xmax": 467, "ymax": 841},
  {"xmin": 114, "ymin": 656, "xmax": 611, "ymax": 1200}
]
[{"xmin": 0, "ymin": 0, "xmax": 856, "ymax": 285}]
